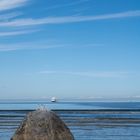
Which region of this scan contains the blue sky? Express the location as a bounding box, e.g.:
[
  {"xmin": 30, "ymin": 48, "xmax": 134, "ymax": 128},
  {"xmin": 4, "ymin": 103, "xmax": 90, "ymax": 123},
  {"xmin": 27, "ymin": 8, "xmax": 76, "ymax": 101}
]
[{"xmin": 0, "ymin": 0, "xmax": 140, "ymax": 100}]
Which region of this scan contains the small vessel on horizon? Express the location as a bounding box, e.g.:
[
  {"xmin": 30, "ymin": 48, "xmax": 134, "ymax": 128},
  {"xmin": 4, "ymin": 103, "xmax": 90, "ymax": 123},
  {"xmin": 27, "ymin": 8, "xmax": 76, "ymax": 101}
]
[{"xmin": 51, "ymin": 97, "xmax": 57, "ymax": 102}]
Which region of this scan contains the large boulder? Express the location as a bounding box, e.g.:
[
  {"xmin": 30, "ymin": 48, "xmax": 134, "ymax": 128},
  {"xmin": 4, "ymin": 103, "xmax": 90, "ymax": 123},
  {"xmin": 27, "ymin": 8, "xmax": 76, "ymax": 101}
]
[{"xmin": 11, "ymin": 109, "xmax": 74, "ymax": 140}]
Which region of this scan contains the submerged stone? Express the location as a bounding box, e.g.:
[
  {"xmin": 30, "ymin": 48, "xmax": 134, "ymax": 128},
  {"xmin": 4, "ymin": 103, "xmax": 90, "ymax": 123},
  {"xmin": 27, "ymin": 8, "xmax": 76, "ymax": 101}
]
[{"xmin": 11, "ymin": 109, "xmax": 74, "ymax": 140}]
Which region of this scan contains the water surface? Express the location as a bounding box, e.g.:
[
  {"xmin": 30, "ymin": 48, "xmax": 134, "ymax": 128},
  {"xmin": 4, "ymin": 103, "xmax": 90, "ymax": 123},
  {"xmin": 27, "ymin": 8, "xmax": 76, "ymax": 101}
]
[{"xmin": 0, "ymin": 100, "xmax": 140, "ymax": 140}]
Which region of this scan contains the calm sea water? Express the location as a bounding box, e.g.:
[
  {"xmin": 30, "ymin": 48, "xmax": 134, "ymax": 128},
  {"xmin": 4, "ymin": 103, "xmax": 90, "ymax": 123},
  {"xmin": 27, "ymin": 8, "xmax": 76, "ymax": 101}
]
[
  {"xmin": 0, "ymin": 100, "xmax": 140, "ymax": 110},
  {"xmin": 0, "ymin": 100, "xmax": 140, "ymax": 140}
]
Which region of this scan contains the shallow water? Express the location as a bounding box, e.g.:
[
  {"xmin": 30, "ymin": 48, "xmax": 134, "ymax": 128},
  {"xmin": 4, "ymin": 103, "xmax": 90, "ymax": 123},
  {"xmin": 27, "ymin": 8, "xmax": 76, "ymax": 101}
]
[
  {"xmin": 0, "ymin": 100, "xmax": 140, "ymax": 110},
  {"xmin": 0, "ymin": 101, "xmax": 140, "ymax": 139}
]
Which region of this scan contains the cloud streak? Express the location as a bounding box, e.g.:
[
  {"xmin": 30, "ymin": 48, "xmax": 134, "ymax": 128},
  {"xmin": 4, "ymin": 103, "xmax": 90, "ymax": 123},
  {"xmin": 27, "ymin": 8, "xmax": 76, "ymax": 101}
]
[
  {"xmin": 0, "ymin": 0, "xmax": 28, "ymax": 11},
  {"xmin": 0, "ymin": 41, "xmax": 103, "ymax": 51},
  {"xmin": 0, "ymin": 12, "xmax": 22, "ymax": 21},
  {"xmin": 0, "ymin": 10, "xmax": 140, "ymax": 27},
  {"xmin": 40, "ymin": 71, "xmax": 131, "ymax": 78},
  {"xmin": 0, "ymin": 42, "xmax": 72, "ymax": 51},
  {"xmin": 0, "ymin": 30, "xmax": 38, "ymax": 37},
  {"xmin": 45, "ymin": 0, "xmax": 89, "ymax": 11}
]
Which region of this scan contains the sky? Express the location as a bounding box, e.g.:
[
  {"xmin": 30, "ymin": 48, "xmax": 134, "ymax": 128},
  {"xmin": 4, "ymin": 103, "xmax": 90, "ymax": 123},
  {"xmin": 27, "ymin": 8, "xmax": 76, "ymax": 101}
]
[{"xmin": 0, "ymin": 0, "xmax": 140, "ymax": 100}]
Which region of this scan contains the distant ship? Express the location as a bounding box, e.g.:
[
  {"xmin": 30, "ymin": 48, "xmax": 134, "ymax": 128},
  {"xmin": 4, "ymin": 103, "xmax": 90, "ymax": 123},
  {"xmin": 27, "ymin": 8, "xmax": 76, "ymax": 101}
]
[{"xmin": 51, "ymin": 97, "xmax": 57, "ymax": 102}]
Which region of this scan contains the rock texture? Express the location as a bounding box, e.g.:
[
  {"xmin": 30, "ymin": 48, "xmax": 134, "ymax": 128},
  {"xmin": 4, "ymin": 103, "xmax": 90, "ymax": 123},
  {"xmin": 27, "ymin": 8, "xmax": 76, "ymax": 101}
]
[{"xmin": 11, "ymin": 109, "xmax": 74, "ymax": 140}]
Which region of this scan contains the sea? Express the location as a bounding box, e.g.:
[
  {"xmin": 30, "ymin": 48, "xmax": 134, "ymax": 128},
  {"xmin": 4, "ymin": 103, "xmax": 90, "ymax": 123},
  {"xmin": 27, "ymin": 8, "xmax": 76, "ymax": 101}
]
[{"xmin": 0, "ymin": 99, "xmax": 140, "ymax": 140}]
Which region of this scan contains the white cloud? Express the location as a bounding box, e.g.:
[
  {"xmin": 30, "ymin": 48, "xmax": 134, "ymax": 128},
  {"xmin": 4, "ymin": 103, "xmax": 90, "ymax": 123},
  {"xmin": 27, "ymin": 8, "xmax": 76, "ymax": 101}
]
[
  {"xmin": 0, "ymin": 40, "xmax": 102, "ymax": 51},
  {"xmin": 0, "ymin": 30, "xmax": 38, "ymax": 37},
  {"xmin": 0, "ymin": 10, "xmax": 140, "ymax": 27},
  {"xmin": 0, "ymin": 0, "xmax": 28, "ymax": 11},
  {"xmin": 45, "ymin": 0, "xmax": 89, "ymax": 10},
  {"xmin": 0, "ymin": 12, "xmax": 22, "ymax": 21},
  {"xmin": 132, "ymin": 96, "xmax": 140, "ymax": 98},
  {"xmin": 0, "ymin": 42, "xmax": 71, "ymax": 51},
  {"xmin": 40, "ymin": 71, "xmax": 131, "ymax": 78}
]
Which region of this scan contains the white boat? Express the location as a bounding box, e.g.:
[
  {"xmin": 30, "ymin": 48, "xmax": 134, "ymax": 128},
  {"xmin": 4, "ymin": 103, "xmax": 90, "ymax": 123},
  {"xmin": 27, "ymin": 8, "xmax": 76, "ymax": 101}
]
[{"xmin": 51, "ymin": 97, "xmax": 56, "ymax": 102}]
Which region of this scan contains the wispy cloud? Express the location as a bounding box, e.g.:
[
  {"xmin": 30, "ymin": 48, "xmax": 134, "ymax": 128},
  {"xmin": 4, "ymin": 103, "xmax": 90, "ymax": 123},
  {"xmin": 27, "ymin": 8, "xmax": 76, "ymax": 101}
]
[
  {"xmin": 39, "ymin": 71, "xmax": 131, "ymax": 78},
  {"xmin": 0, "ymin": 29, "xmax": 38, "ymax": 37},
  {"xmin": 0, "ymin": 0, "xmax": 28, "ymax": 11},
  {"xmin": 0, "ymin": 42, "xmax": 72, "ymax": 51},
  {"xmin": 0, "ymin": 10, "xmax": 140, "ymax": 27},
  {"xmin": 0, "ymin": 0, "xmax": 29, "ymax": 37},
  {"xmin": 0, "ymin": 12, "xmax": 22, "ymax": 21},
  {"xmin": 45, "ymin": 0, "xmax": 89, "ymax": 10},
  {"xmin": 0, "ymin": 40, "xmax": 102, "ymax": 51}
]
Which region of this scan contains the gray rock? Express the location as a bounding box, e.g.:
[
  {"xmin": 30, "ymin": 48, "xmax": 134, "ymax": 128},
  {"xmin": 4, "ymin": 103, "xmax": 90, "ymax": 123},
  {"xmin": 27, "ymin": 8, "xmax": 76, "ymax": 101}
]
[{"xmin": 11, "ymin": 109, "xmax": 74, "ymax": 140}]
